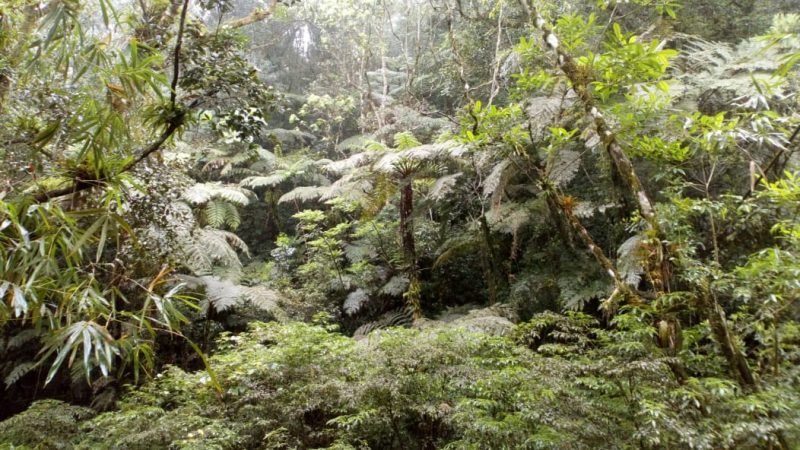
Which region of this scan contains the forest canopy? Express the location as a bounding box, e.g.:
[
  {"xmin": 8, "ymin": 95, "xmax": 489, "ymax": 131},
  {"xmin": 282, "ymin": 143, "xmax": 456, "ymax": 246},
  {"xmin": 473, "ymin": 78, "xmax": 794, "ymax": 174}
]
[{"xmin": 0, "ymin": 0, "xmax": 799, "ymax": 448}]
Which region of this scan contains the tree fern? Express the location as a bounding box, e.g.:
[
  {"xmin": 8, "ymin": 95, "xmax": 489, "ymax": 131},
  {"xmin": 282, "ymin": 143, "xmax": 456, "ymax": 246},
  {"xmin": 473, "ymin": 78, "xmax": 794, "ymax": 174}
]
[
  {"xmin": 320, "ymin": 172, "xmax": 374, "ymax": 202},
  {"xmin": 374, "ymin": 141, "xmax": 465, "ymax": 173}
]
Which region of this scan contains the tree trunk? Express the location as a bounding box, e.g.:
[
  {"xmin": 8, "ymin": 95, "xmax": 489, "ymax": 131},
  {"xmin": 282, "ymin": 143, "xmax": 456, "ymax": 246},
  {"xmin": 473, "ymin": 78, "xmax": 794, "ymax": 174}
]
[
  {"xmin": 697, "ymin": 284, "xmax": 757, "ymax": 389},
  {"xmin": 479, "ymin": 213, "xmax": 507, "ymax": 303},
  {"xmin": 399, "ymin": 180, "xmax": 421, "ymax": 317}
]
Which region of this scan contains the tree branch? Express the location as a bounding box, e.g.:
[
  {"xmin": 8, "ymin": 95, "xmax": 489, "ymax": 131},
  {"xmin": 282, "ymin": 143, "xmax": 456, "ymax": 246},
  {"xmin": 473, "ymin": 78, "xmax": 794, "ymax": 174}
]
[
  {"xmin": 221, "ymin": 0, "xmax": 280, "ymax": 29},
  {"xmin": 33, "ymin": 117, "xmax": 184, "ymax": 202},
  {"xmin": 170, "ymin": 0, "xmax": 190, "ymax": 108}
]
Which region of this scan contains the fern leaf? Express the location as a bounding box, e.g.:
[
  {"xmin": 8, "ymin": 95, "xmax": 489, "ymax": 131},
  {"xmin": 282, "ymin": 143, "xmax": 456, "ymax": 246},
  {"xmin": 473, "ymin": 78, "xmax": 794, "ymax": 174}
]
[
  {"xmin": 617, "ymin": 235, "xmax": 646, "ymax": 287},
  {"xmin": 483, "ymin": 159, "xmax": 517, "ymax": 206},
  {"xmin": 393, "ymin": 131, "xmax": 421, "ymax": 150},
  {"xmin": 526, "ymin": 96, "xmax": 573, "ymax": 139},
  {"xmin": 321, "ymin": 173, "xmax": 373, "ymax": 202},
  {"xmin": 7, "ymin": 329, "xmax": 39, "ymax": 349},
  {"xmin": 343, "ymin": 289, "xmax": 370, "ymax": 316},
  {"xmin": 547, "ymin": 149, "xmax": 581, "ymax": 187},
  {"xmin": 242, "ymin": 285, "xmax": 282, "ymax": 315},
  {"xmin": 179, "ymin": 228, "xmax": 248, "ymax": 276},
  {"xmin": 214, "ymin": 186, "xmax": 251, "ymax": 206},
  {"xmin": 241, "ymin": 173, "xmax": 290, "ymax": 189},
  {"xmin": 427, "ymin": 173, "xmax": 462, "ymax": 200},
  {"xmin": 223, "ymin": 202, "xmax": 241, "ymax": 229},
  {"xmin": 278, "ymin": 186, "xmax": 327, "ymax": 204},
  {"xmin": 324, "ymin": 152, "xmax": 373, "ymax": 175},
  {"xmin": 183, "ymin": 183, "xmax": 251, "ymax": 206},
  {"xmin": 379, "ymin": 275, "xmax": 409, "ymax": 296},
  {"xmin": 4, "ymin": 362, "xmax": 35, "ymax": 388},
  {"xmin": 183, "ymin": 184, "xmax": 213, "ymax": 205},
  {"xmin": 203, "ymin": 200, "xmax": 229, "ymax": 228}
]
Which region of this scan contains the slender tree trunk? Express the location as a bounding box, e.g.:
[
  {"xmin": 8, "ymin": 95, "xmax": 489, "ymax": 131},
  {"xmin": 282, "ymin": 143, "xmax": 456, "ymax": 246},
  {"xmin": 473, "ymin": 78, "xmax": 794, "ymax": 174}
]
[
  {"xmin": 399, "ymin": 180, "xmax": 421, "ymax": 317},
  {"xmin": 697, "ymin": 283, "xmax": 757, "ymax": 389},
  {"xmin": 479, "ymin": 213, "xmax": 506, "ymax": 303}
]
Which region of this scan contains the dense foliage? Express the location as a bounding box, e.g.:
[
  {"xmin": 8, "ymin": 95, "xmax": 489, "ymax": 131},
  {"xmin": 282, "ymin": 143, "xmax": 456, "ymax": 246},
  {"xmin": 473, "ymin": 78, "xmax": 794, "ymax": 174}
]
[{"xmin": 1, "ymin": 0, "xmax": 799, "ymax": 448}]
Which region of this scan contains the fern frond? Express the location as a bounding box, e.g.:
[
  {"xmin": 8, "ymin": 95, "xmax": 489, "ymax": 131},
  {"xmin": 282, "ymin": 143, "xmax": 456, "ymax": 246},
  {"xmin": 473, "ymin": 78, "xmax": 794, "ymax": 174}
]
[
  {"xmin": 4, "ymin": 362, "xmax": 36, "ymax": 388},
  {"xmin": 182, "ymin": 275, "xmax": 282, "ymax": 316},
  {"xmin": 486, "ymin": 199, "xmax": 543, "ymax": 235},
  {"xmin": 343, "ymin": 289, "xmax": 370, "ymax": 316},
  {"xmin": 374, "ymin": 142, "xmax": 464, "ymax": 173},
  {"xmin": 7, "ymin": 329, "xmax": 39, "ymax": 349},
  {"xmin": 179, "ymin": 228, "xmax": 249, "ymax": 275},
  {"xmin": 483, "ymin": 160, "xmax": 511, "ymax": 197},
  {"xmin": 672, "ymin": 34, "xmax": 734, "ymax": 74},
  {"xmin": 526, "ymin": 96, "xmax": 573, "ymax": 139},
  {"xmin": 427, "ymin": 173, "xmax": 462, "ymax": 200},
  {"xmin": 324, "ymin": 152, "xmax": 373, "ymax": 175},
  {"xmin": 183, "ymin": 184, "xmax": 214, "ymax": 205},
  {"xmin": 183, "ymin": 183, "xmax": 251, "ymax": 206},
  {"xmin": 336, "ymin": 134, "xmax": 375, "ymax": 153},
  {"xmin": 434, "ymin": 234, "xmax": 480, "ymax": 269},
  {"xmin": 393, "ymin": 131, "xmax": 422, "ymax": 150},
  {"xmin": 241, "ymin": 285, "xmax": 282, "ymax": 315},
  {"xmin": 241, "ymin": 173, "xmax": 290, "ymax": 189},
  {"xmin": 574, "ymin": 201, "xmax": 617, "ymax": 218},
  {"xmin": 214, "ymin": 187, "xmax": 251, "ymax": 206},
  {"xmin": 546, "ymin": 149, "xmax": 581, "ymax": 187},
  {"xmin": 223, "ymin": 202, "xmax": 241, "ymax": 229},
  {"xmin": 379, "ymin": 275, "xmax": 409, "ymax": 296},
  {"xmin": 203, "ymin": 200, "xmax": 228, "ymax": 228},
  {"xmin": 278, "ymin": 186, "xmax": 327, "ymax": 204},
  {"xmin": 617, "ymin": 234, "xmax": 646, "ymax": 287},
  {"xmin": 321, "ymin": 173, "xmax": 374, "ymax": 202}
]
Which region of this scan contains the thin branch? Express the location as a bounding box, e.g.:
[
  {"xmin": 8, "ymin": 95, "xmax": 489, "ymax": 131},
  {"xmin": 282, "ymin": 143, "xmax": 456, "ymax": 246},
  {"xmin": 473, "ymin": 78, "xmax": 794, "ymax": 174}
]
[
  {"xmin": 170, "ymin": 0, "xmax": 190, "ymax": 108},
  {"xmin": 33, "ymin": 118, "xmax": 184, "ymax": 202}
]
